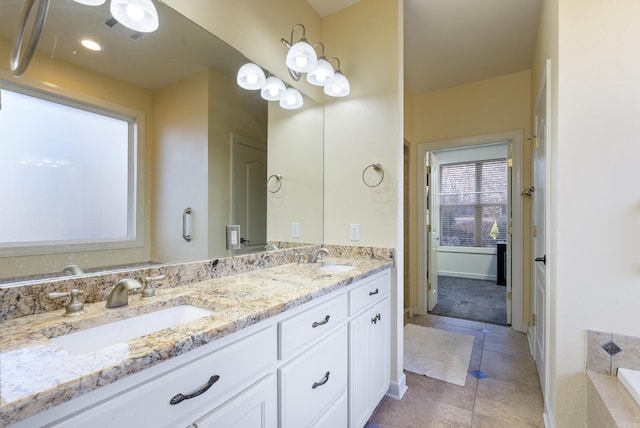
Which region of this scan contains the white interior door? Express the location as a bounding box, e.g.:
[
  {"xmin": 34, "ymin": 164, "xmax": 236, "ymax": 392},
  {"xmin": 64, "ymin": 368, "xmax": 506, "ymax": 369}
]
[
  {"xmin": 533, "ymin": 68, "xmax": 548, "ymax": 394},
  {"xmin": 232, "ymin": 135, "xmax": 267, "ymax": 252},
  {"xmin": 427, "ymin": 152, "xmax": 438, "ymax": 311}
]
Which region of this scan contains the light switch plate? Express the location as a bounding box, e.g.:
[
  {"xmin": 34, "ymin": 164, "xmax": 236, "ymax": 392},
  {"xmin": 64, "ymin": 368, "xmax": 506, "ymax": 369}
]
[{"xmin": 292, "ymin": 222, "xmax": 300, "ymax": 238}]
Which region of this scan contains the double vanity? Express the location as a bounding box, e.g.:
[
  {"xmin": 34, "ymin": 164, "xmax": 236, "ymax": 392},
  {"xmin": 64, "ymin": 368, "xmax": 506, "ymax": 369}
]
[{"xmin": 0, "ymin": 248, "xmax": 393, "ymax": 427}]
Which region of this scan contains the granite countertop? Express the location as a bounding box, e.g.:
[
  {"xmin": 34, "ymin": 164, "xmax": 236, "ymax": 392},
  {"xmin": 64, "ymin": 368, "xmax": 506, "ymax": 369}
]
[{"xmin": 0, "ymin": 257, "xmax": 392, "ymax": 426}]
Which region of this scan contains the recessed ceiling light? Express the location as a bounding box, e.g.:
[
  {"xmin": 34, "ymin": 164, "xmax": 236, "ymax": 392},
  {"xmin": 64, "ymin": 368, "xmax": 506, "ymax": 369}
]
[{"xmin": 80, "ymin": 39, "xmax": 102, "ymax": 51}]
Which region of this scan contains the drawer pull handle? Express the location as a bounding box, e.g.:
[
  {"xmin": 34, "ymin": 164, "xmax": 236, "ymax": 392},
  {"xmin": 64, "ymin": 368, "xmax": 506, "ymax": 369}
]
[
  {"xmin": 369, "ymin": 288, "xmax": 379, "ymax": 296},
  {"xmin": 169, "ymin": 375, "xmax": 220, "ymax": 405},
  {"xmin": 312, "ymin": 371, "xmax": 331, "ymax": 389},
  {"xmin": 312, "ymin": 315, "xmax": 330, "ymax": 328}
]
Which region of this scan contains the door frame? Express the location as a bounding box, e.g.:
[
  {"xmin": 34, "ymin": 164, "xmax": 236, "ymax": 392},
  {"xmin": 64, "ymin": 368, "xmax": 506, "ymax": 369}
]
[{"xmin": 416, "ymin": 131, "xmax": 525, "ymax": 332}]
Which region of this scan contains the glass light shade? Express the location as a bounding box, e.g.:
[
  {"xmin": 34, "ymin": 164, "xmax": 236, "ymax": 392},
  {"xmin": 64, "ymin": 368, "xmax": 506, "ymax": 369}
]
[
  {"xmin": 237, "ymin": 63, "xmax": 266, "ymax": 90},
  {"xmin": 261, "ymin": 76, "xmax": 286, "ymax": 101},
  {"xmin": 279, "ymin": 88, "xmax": 304, "ymax": 110},
  {"xmin": 324, "ymin": 71, "xmax": 350, "ymax": 97},
  {"xmin": 73, "ymin": 0, "xmax": 106, "ymax": 5},
  {"xmin": 306, "ymin": 58, "xmax": 335, "ymax": 86},
  {"xmin": 110, "ymin": 0, "xmax": 159, "ymax": 33},
  {"xmin": 285, "ymin": 40, "xmax": 318, "ymax": 73}
]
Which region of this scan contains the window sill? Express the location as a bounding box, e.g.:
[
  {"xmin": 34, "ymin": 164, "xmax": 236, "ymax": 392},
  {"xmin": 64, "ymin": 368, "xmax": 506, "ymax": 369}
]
[{"xmin": 437, "ymin": 246, "xmax": 497, "ymax": 255}]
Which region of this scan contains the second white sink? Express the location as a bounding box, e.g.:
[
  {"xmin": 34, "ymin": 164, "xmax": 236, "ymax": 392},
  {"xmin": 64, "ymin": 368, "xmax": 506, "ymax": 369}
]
[{"xmin": 51, "ymin": 305, "xmax": 215, "ymax": 355}]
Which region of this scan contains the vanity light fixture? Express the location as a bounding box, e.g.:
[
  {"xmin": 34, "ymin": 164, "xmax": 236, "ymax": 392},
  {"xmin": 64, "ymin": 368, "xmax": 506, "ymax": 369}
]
[
  {"xmin": 73, "ymin": 0, "xmax": 159, "ymax": 33},
  {"xmin": 261, "ymin": 76, "xmax": 286, "ymax": 101},
  {"xmin": 110, "ymin": 0, "xmax": 159, "ymax": 33},
  {"xmin": 324, "ymin": 57, "xmax": 350, "ymax": 97},
  {"xmin": 282, "ymin": 24, "xmax": 317, "ymax": 74},
  {"xmin": 237, "ymin": 62, "xmax": 266, "ymax": 90},
  {"xmin": 281, "ymin": 24, "xmax": 350, "ymax": 97},
  {"xmin": 279, "ymin": 87, "xmax": 304, "ymax": 110},
  {"xmin": 306, "ymin": 43, "xmax": 335, "ymax": 87}
]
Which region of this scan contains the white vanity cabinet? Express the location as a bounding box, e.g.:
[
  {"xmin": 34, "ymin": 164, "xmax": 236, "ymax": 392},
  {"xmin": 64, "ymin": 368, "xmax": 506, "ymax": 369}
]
[
  {"xmin": 348, "ymin": 272, "xmax": 391, "ymax": 428},
  {"xmin": 13, "ymin": 324, "xmax": 278, "ymax": 428},
  {"xmin": 10, "ymin": 268, "xmax": 392, "ymax": 428}
]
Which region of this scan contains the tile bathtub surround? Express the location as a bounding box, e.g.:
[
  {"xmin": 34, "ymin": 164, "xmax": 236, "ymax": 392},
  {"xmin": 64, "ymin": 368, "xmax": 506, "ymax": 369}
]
[
  {"xmin": 587, "ymin": 329, "xmax": 640, "ymax": 375},
  {"xmin": 0, "ymin": 256, "xmax": 393, "ymax": 425},
  {"xmin": 587, "ymin": 371, "xmax": 640, "ymax": 427}
]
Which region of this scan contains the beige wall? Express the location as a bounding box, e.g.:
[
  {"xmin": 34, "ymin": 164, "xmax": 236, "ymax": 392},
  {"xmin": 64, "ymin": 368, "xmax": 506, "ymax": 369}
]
[
  {"xmin": 550, "ymin": 0, "xmax": 640, "ymax": 426},
  {"xmin": 0, "ymin": 39, "xmax": 154, "ymax": 277},
  {"xmin": 406, "ymin": 70, "xmax": 532, "ymax": 318}
]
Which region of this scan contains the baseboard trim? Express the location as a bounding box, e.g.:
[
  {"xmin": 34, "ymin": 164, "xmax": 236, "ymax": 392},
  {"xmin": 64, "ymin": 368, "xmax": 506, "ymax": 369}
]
[
  {"xmin": 438, "ymin": 271, "xmax": 496, "ymax": 281},
  {"xmin": 386, "ymin": 373, "xmax": 408, "ymax": 400}
]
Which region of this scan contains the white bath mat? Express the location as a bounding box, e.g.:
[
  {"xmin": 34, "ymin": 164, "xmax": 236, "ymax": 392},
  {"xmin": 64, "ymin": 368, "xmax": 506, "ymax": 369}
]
[{"xmin": 403, "ymin": 324, "xmax": 474, "ymax": 386}]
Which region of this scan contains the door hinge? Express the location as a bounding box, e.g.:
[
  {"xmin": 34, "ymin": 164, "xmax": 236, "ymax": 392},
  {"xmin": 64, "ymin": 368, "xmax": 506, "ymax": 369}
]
[
  {"xmin": 427, "ymin": 282, "xmax": 432, "ymax": 291},
  {"xmin": 532, "ymin": 226, "xmax": 537, "ymax": 238},
  {"xmin": 508, "ymin": 291, "xmax": 512, "ymax": 301},
  {"xmin": 425, "ymin": 165, "xmax": 431, "ymax": 174},
  {"xmin": 426, "ymin": 224, "xmax": 431, "ymax": 233},
  {"xmin": 507, "ymin": 158, "xmax": 513, "ymax": 168},
  {"xmin": 508, "ymin": 225, "xmax": 512, "ymax": 235},
  {"xmin": 532, "ymin": 136, "xmax": 539, "ymax": 149},
  {"xmin": 531, "ymin": 314, "xmax": 537, "ymax": 326}
]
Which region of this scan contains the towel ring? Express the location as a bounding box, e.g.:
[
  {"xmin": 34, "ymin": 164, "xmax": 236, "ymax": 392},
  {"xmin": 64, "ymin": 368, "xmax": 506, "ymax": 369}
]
[
  {"xmin": 11, "ymin": 0, "xmax": 50, "ymax": 76},
  {"xmin": 362, "ymin": 163, "xmax": 384, "ymax": 188},
  {"xmin": 267, "ymin": 174, "xmax": 283, "ymax": 193}
]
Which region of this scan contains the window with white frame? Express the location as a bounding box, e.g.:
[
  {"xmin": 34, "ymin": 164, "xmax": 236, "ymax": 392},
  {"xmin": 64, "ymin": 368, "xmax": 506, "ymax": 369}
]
[
  {"xmin": 0, "ymin": 80, "xmax": 142, "ymax": 255},
  {"xmin": 438, "ymin": 159, "xmax": 508, "ymax": 248}
]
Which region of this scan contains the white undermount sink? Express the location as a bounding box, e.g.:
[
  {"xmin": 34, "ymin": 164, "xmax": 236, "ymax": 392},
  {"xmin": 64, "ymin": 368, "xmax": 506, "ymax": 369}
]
[
  {"xmin": 318, "ymin": 264, "xmax": 356, "ymax": 272},
  {"xmin": 51, "ymin": 305, "xmax": 215, "ymax": 355},
  {"xmin": 618, "ymin": 368, "xmax": 640, "ymax": 407}
]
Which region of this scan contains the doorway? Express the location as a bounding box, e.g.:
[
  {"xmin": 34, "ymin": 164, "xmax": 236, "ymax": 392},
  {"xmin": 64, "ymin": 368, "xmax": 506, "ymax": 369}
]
[{"xmin": 416, "ymin": 131, "xmax": 525, "ymax": 332}]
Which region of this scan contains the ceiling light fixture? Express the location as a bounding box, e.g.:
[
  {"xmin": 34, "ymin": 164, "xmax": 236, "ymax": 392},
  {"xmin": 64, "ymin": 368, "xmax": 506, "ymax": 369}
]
[
  {"xmin": 237, "ymin": 62, "xmax": 266, "ymax": 90},
  {"xmin": 80, "ymin": 38, "xmax": 102, "ymax": 51}
]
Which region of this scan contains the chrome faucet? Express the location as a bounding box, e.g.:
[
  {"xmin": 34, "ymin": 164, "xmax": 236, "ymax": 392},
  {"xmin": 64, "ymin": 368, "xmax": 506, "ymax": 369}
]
[
  {"xmin": 106, "ymin": 278, "xmax": 142, "ymax": 308},
  {"xmin": 309, "ymin": 247, "xmax": 329, "ymax": 263}
]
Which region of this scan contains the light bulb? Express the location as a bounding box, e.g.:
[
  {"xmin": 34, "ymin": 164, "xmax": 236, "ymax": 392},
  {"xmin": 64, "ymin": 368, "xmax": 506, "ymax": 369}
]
[
  {"xmin": 295, "ymin": 56, "xmax": 307, "ymax": 67},
  {"xmin": 247, "ymin": 75, "xmax": 258, "ymax": 85},
  {"xmin": 126, "ymin": 3, "xmax": 145, "ymax": 21}
]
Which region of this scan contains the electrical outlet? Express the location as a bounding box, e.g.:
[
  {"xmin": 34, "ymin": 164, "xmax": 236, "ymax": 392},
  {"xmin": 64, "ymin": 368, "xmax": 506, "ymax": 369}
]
[
  {"xmin": 226, "ymin": 225, "xmax": 241, "ymax": 250},
  {"xmin": 292, "ymin": 222, "xmax": 300, "ymax": 238},
  {"xmin": 349, "ymin": 223, "xmax": 360, "ymax": 241}
]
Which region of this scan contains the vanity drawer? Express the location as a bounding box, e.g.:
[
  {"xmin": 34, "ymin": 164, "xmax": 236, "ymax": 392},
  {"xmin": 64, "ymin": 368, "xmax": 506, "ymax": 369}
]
[
  {"xmin": 278, "ymin": 326, "xmax": 348, "ymax": 428},
  {"xmin": 48, "ymin": 326, "xmax": 276, "ymax": 428},
  {"xmin": 278, "ymin": 293, "xmax": 348, "ymax": 359},
  {"xmin": 349, "ymin": 271, "xmax": 390, "ymax": 316}
]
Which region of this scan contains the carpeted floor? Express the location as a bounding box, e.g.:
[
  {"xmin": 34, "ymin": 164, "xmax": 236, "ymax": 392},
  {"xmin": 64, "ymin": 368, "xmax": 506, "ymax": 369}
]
[{"xmin": 429, "ymin": 275, "xmax": 508, "ymax": 325}]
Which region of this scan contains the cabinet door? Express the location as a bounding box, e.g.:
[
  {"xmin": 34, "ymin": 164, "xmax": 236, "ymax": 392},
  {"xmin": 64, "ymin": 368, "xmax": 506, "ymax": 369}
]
[
  {"xmin": 348, "ymin": 309, "xmax": 374, "ymax": 428},
  {"xmin": 193, "ymin": 374, "xmax": 277, "ymax": 428},
  {"xmin": 371, "ymin": 297, "xmax": 390, "ymax": 405}
]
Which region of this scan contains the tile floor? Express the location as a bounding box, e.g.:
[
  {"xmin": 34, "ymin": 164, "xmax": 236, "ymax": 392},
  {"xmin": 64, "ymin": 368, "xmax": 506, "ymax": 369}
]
[{"xmin": 370, "ymin": 314, "xmax": 544, "ymax": 428}]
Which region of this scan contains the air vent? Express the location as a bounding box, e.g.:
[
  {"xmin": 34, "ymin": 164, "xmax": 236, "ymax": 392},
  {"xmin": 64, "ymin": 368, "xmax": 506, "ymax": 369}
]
[
  {"xmin": 103, "ymin": 16, "xmax": 146, "ymax": 41},
  {"xmin": 104, "ymin": 17, "xmax": 118, "ymax": 28}
]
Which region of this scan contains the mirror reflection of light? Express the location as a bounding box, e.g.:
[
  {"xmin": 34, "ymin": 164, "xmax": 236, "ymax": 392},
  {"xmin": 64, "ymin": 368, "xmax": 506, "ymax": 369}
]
[
  {"xmin": 126, "ymin": 3, "xmax": 145, "ymax": 21},
  {"xmin": 81, "ymin": 39, "xmax": 102, "ymax": 51},
  {"xmin": 18, "ymin": 158, "xmax": 70, "ymax": 168}
]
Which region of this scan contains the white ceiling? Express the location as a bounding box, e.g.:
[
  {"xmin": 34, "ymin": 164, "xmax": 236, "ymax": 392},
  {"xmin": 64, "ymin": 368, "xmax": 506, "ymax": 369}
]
[{"xmin": 308, "ymin": 0, "xmax": 542, "ymax": 95}]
